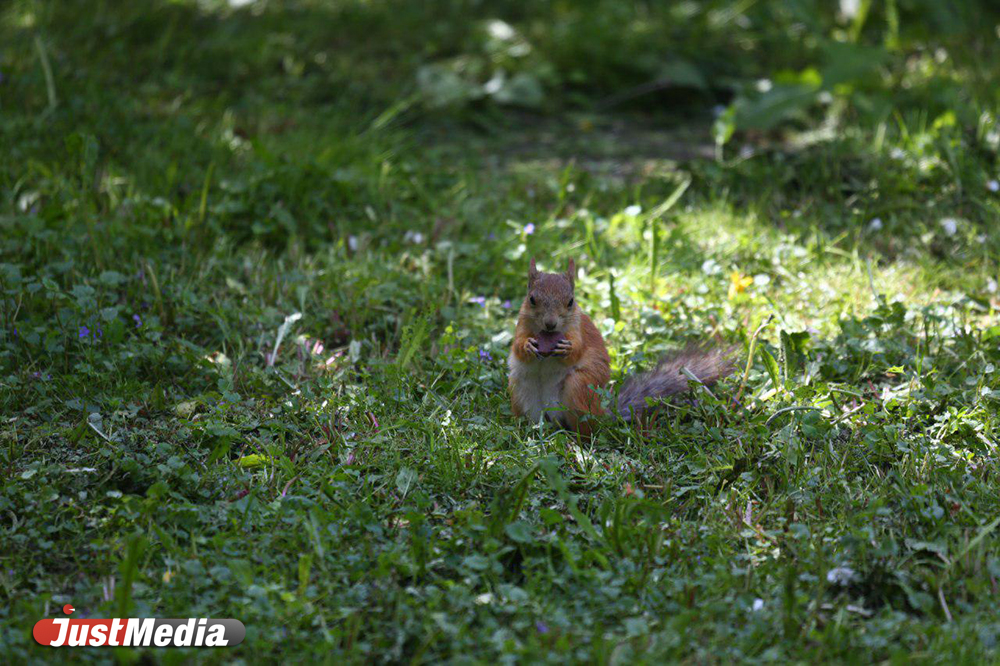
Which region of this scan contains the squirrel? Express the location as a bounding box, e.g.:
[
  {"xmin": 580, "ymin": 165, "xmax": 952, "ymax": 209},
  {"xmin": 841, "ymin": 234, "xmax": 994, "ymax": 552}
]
[{"xmin": 507, "ymin": 258, "xmax": 735, "ymax": 435}]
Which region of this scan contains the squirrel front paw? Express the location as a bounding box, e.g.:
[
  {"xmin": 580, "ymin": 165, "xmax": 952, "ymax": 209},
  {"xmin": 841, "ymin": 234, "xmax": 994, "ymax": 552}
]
[
  {"xmin": 552, "ymin": 338, "xmax": 573, "ymax": 357},
  {"xmin": 524, "ymin": 337, "xmax": 541, "ymax": 359}
]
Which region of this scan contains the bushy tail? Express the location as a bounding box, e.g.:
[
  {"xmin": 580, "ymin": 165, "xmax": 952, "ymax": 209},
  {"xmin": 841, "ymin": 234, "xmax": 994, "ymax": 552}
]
[{"xmin": 617, "ymin": 345, "xmax": 737, "ymax": 421}]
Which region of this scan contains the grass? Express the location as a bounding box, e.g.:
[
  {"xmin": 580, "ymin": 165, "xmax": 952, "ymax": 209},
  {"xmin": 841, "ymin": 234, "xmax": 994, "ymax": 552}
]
[{"xmin": 3, "ymin": 0, "xmax": 1000, "ymax": 662}]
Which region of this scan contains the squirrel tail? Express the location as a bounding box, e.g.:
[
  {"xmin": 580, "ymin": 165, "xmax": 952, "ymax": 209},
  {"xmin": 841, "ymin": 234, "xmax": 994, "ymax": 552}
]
[{"xmin": 617, "ymin": 344, "xmax": 738, "ymax": 421}]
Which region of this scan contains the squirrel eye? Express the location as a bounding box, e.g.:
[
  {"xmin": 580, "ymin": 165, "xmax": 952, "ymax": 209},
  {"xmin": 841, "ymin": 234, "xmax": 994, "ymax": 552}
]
[
  {"xmin": 567, "ymin": 298, "xmax": 574, "ymax": 307},
  {"xmin": 529, "ymin": 296, "xmax": 536, "ymax": 306}
]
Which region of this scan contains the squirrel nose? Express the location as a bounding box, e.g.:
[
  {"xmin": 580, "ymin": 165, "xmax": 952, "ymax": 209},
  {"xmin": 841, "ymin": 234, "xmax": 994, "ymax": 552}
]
[{"xmin": 543, "ymin": 320, "xmax": 557, "ymax": 331}]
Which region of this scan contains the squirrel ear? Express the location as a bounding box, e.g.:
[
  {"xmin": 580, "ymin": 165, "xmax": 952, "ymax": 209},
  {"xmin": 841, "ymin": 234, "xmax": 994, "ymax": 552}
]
[
  {"xmin": 528, "ymin": 258, "xmax": 539, "ymax": 287},
  {"xmin": 566, "ymin": 258, "xmax": 576, "ymax": 286}
]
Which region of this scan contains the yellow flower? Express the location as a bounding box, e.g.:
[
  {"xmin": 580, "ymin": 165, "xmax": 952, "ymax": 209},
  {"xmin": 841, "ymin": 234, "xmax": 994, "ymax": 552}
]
[
  {"xmin": 729, "ymin": 271, "xmax": 753, "ymax": 300},
  {"xmin": 162, "ymin": 570, "xmax": 175, "ymax": 584}
]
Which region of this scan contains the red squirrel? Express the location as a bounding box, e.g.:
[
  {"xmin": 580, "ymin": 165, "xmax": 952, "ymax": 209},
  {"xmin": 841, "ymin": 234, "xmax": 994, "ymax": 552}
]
[{"xmin": 507, "ymin": 258, "xmax": 734, "ymax": 434}]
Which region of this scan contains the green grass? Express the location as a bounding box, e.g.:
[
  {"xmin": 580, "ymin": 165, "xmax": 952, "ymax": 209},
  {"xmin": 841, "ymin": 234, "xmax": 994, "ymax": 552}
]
[{"xmin": 3, "ymin": 0, "xmax": 1000, "ymax": 662}]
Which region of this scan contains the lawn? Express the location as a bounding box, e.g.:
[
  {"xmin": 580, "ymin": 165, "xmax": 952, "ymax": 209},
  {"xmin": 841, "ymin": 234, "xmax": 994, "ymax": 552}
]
[{"xmin": 3, "ymin": 0, "xmax": 1000, "ymax": 662}]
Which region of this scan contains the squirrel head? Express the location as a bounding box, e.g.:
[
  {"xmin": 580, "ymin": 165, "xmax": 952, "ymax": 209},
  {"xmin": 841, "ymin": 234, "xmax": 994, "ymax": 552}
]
[{"xmin": 520, "ymin": 258, "xmax": 579, "ymax": 335}]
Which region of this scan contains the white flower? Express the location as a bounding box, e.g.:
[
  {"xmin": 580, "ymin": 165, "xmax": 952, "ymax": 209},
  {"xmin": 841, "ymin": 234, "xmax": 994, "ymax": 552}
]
[
  {"xmin": 868, "ymin": 218, "xmax": 883, "ymax": 231},
  {"xmin": 701, "ymin": 259, "xmax": 722, "ymax": 276},
  {"xmin": 347, "ymin": 235, "xmax": 359, "ymax": 251},
  {"xmin": 940, "ymin": 218, "xmax": 958, "ymax": 236},
  {"xmin": 988, "ymin": 180, "xmax": 999, "ymax": 192},
  {"xmin": 739, "ymin": 145, "xmax": 755, "ymax": 159},
  {"xmin": 826, "ymin": 566, "xmax": 857, "ymax": 586},
  {"xmin": 840, "ymin": 0, "xmax": 861, "ymax": 18},
  {"xmin": 752, "ymin": 598, "xmax": 765, "ymax": 612},
  {"xmin": 624, "ymin": 205, "xmax": 642, "ymax": 217},
  {"xmin": 403, "ymin": 230, "xmax": 425, "ymax": 244},
  {"xmin": 756, "ymin": 79, "xmax": 773, "ymax": 93},
  {"xmin": 987, "ymin": 278, "xmax": 998, "ymax": 293},
  {"xmin": 486, "ymin": 20, "xmax": 515, "ymax": 41},
  {"xmin": 483, "ymin": 74, "xmax": 504, "ymax": 95}
]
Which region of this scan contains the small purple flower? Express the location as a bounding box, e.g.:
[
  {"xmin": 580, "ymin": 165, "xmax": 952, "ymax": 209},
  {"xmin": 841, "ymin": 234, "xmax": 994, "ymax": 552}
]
[
  {"xmin": 79, "ymin": 326, "xmax": 90, "ymax": 338},
  {"xmin": 488, "ymin": 232, "xmax": 496, "ymax": 240},
  {"xmin": 133, "ymin": 314, "xmax": 142, "ymax": 328},
  {"xmin": 524, "ymin": 223, "xmax": 535, "ymax": 235},
  {"xmin": 11, "ymin": 327, "xmax": 17, "ymax": 338},
  {"xmin": 96, "ymin": 326, "xmax": 103, "ymax": 338},
  {"xmin": 470, "ymin": 296, "xmax": 486, "ymax": 307},
  {"xmin": 479, "ymin": 349, "xmax": 492, "ymax": 362},
  {"xmin": 536, "ymin": 621, "xmax": 549, "ymax": 634},
  {"xmin": 502, "ymin": 300, "xmax": 512, "ymax": 309}
]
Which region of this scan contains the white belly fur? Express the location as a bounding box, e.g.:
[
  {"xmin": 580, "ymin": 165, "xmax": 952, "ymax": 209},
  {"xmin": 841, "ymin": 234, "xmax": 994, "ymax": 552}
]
[{"xmin": 508, "ymin": 353, "xmax": 571, "ymax": 423}]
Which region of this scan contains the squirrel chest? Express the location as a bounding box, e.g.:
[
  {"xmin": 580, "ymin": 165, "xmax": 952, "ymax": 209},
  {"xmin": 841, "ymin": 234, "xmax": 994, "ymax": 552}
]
[{"xmin": 507, "ymin": 353, "xmax": 573, "ymax": 423}]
